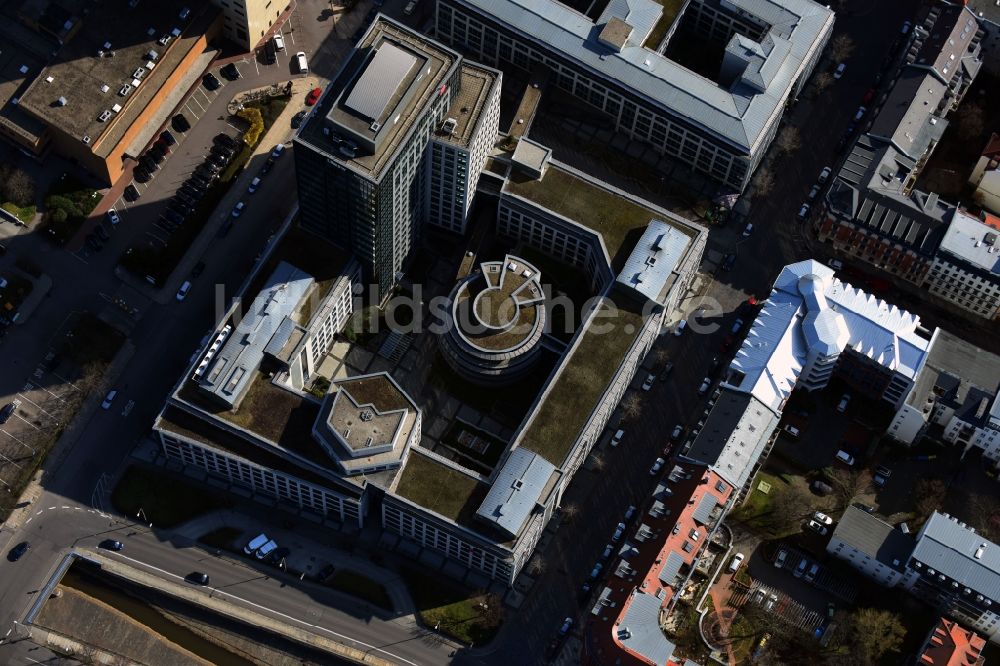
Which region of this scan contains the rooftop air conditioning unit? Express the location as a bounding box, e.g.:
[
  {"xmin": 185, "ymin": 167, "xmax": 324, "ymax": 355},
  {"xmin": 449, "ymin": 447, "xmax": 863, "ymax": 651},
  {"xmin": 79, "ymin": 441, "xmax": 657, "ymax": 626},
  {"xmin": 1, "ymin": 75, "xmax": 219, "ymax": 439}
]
[
  {"xmin": 100, "ymin": 84, "xmax": 110, "ymax": 93},
  {"xmin": 111, "ymin": 103, "xmax": 122, "ymax": 113},
  {"xmin": 370, "ymin": 121, "xmax": 381, "ymax": 132},
  {"xmin": 97, "ymin": 110, "xmax": 112, "ymax": 122},
  {"xmin": 82, "ymin": 134, "xmax": 90, "ymax": 144},
  {"xmin": 56, "ymin": 96, "xmax": 67, "ymax": 106}
]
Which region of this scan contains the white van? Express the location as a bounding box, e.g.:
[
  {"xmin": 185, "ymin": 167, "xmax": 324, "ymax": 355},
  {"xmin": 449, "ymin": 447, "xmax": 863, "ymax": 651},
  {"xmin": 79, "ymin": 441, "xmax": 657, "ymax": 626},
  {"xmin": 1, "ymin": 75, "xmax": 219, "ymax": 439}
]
[
  {"xmin": 243, "ymin": 533, "xmax": 269, "ymax": 555},
  {"xmin": 295, "ymin": 51, "xmax": 308, "ymax": 74},
  {"xmin": 835, "ymin": 449, "xmax": 855, "ymax": 466},
  {"xmin": 255, "ymin": 539, "xmax": 278, "ymax": 560}
]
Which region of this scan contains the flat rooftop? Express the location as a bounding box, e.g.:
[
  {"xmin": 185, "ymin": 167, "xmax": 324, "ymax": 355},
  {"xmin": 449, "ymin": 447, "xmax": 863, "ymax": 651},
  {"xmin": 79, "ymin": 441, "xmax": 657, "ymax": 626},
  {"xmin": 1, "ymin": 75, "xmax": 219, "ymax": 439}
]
[
  {"xmin": 937, "ymin": 209, "xmax": 1000, "ymax": 275},
  {"xmin": 433, "ymin": 63, "xmax": 499, "ymax": 148},
  {"xmin": 0, "ymin": 45, "xmax": 48, "ymax": 145},
  {"xmin": 394, "ymin": 452, "xmax": 489, "ymax": 525},
  {"xmin": 18, "ymin": 0, "xmax": 213, "ymax": 155},
  {"xmin": 906, "ymin": 328, "xmax": 1000, "ymax": 414},
  {"xmin": 448, "ymin": 0, "xmax": 834, "ymax": 151},
  {"xmin": 325, "ymin": 374, "xmax": 417, "ymax": 452},
  {"xmin": 519, "ymin": 295, "xmax": 645, "ymax": 466},
  {"xmin": 455, "ymin": 255, "xmax": 545, "ymax": 352},
  {"xmin": 296, "ymin": 17, "xmax": 459, "ymax": 181},
  {"xmin": 504, "ymin": 164, "xmax": 696, "ymax": 261}
]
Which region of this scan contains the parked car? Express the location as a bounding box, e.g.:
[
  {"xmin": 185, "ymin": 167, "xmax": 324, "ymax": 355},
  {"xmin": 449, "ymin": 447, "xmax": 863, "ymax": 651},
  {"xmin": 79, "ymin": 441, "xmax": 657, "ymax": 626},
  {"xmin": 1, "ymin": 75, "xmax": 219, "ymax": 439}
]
[
  {"xmin": 836, "ymin": 393, "xmax": 851, "ymax": 413},
  {"xmin": 698, "ymin": 378, "xmax": 711, "ymax": 395},
  {"xmin": 833, "ymin": 63, "xmax": 846, "ymax": 79},
  {"xmin": 805, "ymin": 562, "xmax": 821, "ymax": 583},
  {"xmin": 273, "ymin": 32, "xmax": 285, "ymax": 50},
  {"xmin": 160, "ymin": 130, "xmax": 177, "ymax": 146},
  {"xmin": 641, "ymin": 373, "xmax": 655, "ymax": 391},
  {"xmin": 731, "ymin": 318, "xmax": 744, "ymax": 334},
  {"xmin": 306, "ymin": 87, "xmax": 323, "ymax": 106},
  {"xmin": 589, "ymin": 563, "xmax": 603, "ymax": 580},
  {"xmin": 271, "ymin": 143, "xmax": 286, "ymax": 158},
  {"xmin": 797, "ymin": 204, "xmax": 810, "ymax": 221},
  {"xmin": 611, "ymin": 429, "xmax": 624, "ymax": 447},
  {"xmin": 292, "ymin": 110, "xmax": 306, "ymax": 128},
  {"xmin": 244, "ymin": 533, "xmax": 270, "ymax": 556},
  {"xmin": 807, "ymin": 520, "xmax": 829, "ymax": 536},
  {"xmin": 203, "ymin": 73, "xmax": 221, "ymax": 90},
  {"xmin": 671, "ymin": 425, "xmax": 684, "ymax": 441},
  {"xmin": 191, "ymin": 261, "xmax": 206, "ymax": 278},
  {"xmin": 133, "ymin": 166, "xmax": 151, "ymax": 183},
  {"xmin": 601, "ymin": 544, "xmax": 614, "ymax": 560},
  {"xmin": 774, "ymin": 549, "xmax": 788, "ymax": 568},
  {"xmin": 813, "ymin": 511, "xmax": 833, "ymax": 525},
  {"xmin": 316, "ymin": 564, "xmax": 335, "ymax": 581},
  {"xmin": 172, "ymin": 113, "xmax": 191, "ymax": 132},
  {"xmin": 101, "ymin": 389, "xmax": 118, "ymax": 409},
  {"xmin": 266, "ymin": 546, "xmax": 291, "ymax": 565},
  {"xmin": 649, "ymin": 457, "xmax": 665, "ymax": 475},
  {"xmin": 728, "ymin": 552, "xmax": 745, "ymax": 572},
  {"xmin": 742, "ymin": 222, "xmax": 753, "ymax": 237},
  {"xmin": 255, "ymin": 539, "xmax": 278, "ymax": 560},
  {"xmin": 176, "ymin": 280, "xmax": 192, "ymax": 301},
  {"xmin": 660, "ymin": 361, "xmax": 674, "ymax": 380},
  {"xmin": 261, "ymin": 157, "xmax": 275, "ymax": 175},
  {"xmin": 673, "ymin": 319, "xmax": 687, "ymax": 337},
  {"xmin": 207, "ymin": 152, "xmax": 229, "ymax": 168},
  {"xmin": 783, "ymin": 424, "xmax": 800, "ymax": 438},
  {"xmin": 765, "ymin": 593, "xmax": 778, "ymax": 611},
  {"xmin": 835, "ymin": 449, "xmax": 856, "ymax": 466},
  {"xmin": 828, "ymin": 259, "xmax": 844, "ymax": 271},
  {"xmin": 818, "ymin": 166, "xmax": 832, "ymax": 184},
  {"xmin": 811, "ymin": 479, "xmax": 834, "ymax": 495},
  {"xmin": 794, "ymin": 558, "xmax": 808, "ymax": 578},
  {"xmin": 722, "ymin": 253, "xmax": 736, "ymax": 271},
  {"xmin": 0, "ymin": 400, "xmax": 19, "ymax": 424},
  {"xmin": 164, "ymin": 209, "xmax": 185, "ymax": 225},
  {"xmin": 106, "ymin": 209, "xmax": 120, "ymax": 226},
  {"xmin": 221, "ymin": 62, "xmax": 241, "ymax": 81},
  {"xmin": 187, "ymin": 572, "xmax": 210, "ymax": 585},
  {"xmin": 8, "ymin": 541, "xmax": 30, "ymax": 562},
  {"xmin": 558, "ymin": 617, "xmax": 574, "ymax": 636},
  {"xmin": 901, "ymin": 19, "xmax": 911, "ymax": 34},
  {"xmin": 248, "ymin": 177, "xmax": 262, "ymax": 194},
  {"xmin": 295, "ymin": 51, "xmax": 309, "ymax": 73},
  {"xmin": 807, "ymin": 185, "xmax": 820, "ymax": 201},
  {"xmin": 624, "ymin": 505, "xmax": 637, "ymax": 521},
  {"xmin": 99, "ymin": 539, "xmax": 124, "ymax": 551},
  {"xmin": 612, "ymin": 522, "xmax": 625, "ymax": 542},
  {"xmin": 874, "ymin": 465, "xmax": 892, "ymax": 487},
  {"xmin": 853, "ymin": 106, "xmax": 867, "ymax": 122},
  {"xmin": 231, "ymin": 202, "xmax": 246, "ymax": 218}
]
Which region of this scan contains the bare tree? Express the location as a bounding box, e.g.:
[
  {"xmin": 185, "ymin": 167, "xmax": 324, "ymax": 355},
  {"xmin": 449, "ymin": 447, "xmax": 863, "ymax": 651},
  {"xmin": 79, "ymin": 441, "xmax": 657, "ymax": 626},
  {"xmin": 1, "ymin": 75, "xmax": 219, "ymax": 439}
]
[
  {"xmin": 754, "ymin": 167, "xmax": 775, "ymax": 200},
  {"xmin": 773, "ymin": 127, "xmax": 802, "ymax": 156},
  {"xmin": 620, "ymin": 393, "xmax": 642, "ymax": 422},
  {"xmin": 812, "ymin": 72, "xmax": 834, "ymax": 95},
  {"xmin": 830, "ymin": 35, "xmax": 855, "ymax": 62},
  {"xmin": 957, "ymin": 103, "xmax": 985, "ymax": 141},
  {"xmin": 915, "ymin": 478, "xmax": 947, "ymax": 521},
  {"xmin": 827, "ymin": 468, "xmax": 872, "ymax": 510},
  {"xmin": 1, "ymin": 167, "xmax": 36, "ymax": 207},
  {"xmin": 561, "ymin": 502, "xmax": 580, "ymax": 524}
]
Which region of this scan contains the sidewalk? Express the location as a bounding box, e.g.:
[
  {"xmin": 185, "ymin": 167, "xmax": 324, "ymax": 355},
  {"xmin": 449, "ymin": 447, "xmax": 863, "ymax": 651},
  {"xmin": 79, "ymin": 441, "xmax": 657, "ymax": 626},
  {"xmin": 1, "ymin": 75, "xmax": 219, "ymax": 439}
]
[{"xmin": 10, "ymin": 270, "xmax": 51, "ymax": 325}]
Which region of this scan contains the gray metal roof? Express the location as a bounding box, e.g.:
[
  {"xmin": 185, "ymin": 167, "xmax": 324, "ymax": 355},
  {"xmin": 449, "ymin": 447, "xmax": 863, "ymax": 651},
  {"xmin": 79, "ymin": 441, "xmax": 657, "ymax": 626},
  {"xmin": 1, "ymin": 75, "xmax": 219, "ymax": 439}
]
[
  {"xmin": 344, "ymin": 42, "xmax": 418, "ymax": 121},
  {"xmin": 475, "ymin": 448, "xmax": 556, "ymax": 537},
  {"xmin": 911, "ymin": 511, "xmax": 1000, "ymax": 603},
  {"xmin": 658, "ymin": 551, "xmax": 685, "ymax": 585},
  {"xmin": 691, "ymin": 492, "xmax": 719, "ymax": 526},
  {"xmin": 616, "ymin": 219, "xmax": 690, "ymax": 304},
  {"xmin": 968, "ymin": 0, "xmax": 1000, "ymax": 26},
  {"xmin": 199, "ymin": 262, "xmax": 314, "ymax": 407},
  {"xmin": 830, "ymin": 505, "xmax": 913, "ymax": 572},
  {"xmin": 617, "ymin": 591, "xmax": 676, "ymax": 666},
  {"xmin": 446, "ymin": 0, "xmax": 833, "ymax": 151}
]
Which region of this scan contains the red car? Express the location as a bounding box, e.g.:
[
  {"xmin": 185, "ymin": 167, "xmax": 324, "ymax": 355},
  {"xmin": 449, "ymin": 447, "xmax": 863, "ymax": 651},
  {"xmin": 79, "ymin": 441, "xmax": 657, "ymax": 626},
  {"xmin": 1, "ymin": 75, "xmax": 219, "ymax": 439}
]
[
  {"xmin": 862, "ymin": 88, "xmax": 876, "ymax": 104},
  {"xmin": 305, "ymin": 87, "xmax": 322, "ymax": 106}
]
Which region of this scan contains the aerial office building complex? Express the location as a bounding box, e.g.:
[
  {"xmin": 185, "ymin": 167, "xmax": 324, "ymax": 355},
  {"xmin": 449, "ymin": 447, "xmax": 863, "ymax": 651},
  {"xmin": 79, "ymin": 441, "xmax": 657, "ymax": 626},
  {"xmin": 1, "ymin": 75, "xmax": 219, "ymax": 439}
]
[
  {"xmin": 294, "ymin": 17, "xmax": 501, "ymax": 295},
  {"xmin": 434, "ymin": 0, "xmax": 834, "ymax": 192}
]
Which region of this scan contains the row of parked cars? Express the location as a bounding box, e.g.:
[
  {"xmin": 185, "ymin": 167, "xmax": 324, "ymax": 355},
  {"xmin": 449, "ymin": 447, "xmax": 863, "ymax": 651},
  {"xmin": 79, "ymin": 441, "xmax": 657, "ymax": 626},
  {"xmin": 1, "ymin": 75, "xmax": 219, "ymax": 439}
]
[{"xmin": 243, "ymin": 532, "xmax": 290, "ymax": 565}]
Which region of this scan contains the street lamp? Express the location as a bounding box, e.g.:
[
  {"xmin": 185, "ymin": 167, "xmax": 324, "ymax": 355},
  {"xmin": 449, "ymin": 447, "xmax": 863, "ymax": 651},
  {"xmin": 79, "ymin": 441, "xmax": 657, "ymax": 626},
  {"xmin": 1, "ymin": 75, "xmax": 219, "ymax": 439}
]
[{"xmin": 136, "ymin": 508, "xmax": 151, "ymax": 527}]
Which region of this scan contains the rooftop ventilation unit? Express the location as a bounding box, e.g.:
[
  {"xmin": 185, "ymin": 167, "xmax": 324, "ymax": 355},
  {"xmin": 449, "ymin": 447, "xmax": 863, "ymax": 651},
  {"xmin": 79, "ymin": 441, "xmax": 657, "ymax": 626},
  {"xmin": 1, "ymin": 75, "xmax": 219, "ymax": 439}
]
[
  {"xmin": 157, "ymin": 35, "xmax": 171, "ymax": 46},
  {"xmin": 133, "ymin": 67, "xmax": 146, "ymax": 79},
  {"xmin": 111, "ymin": 103, "xmax": 122, "ymax": 113},
  {"xmin": 18, "ymin": 65, "xmax": 28, "ymax": 75},
  {"xmin": 147, "ymin": 27, "xmax": 156, "ymax": 37},
  {"xmin": 56, "ymin": 96, "xmax": 67, "ymax": 106},
  {"xmin": 370, "ymin": 121, "xmax": 381, "ymax": 132},
  {"xmin": 146, "ymin": 49, "xmax": 159, "ymax": 61},
  {"xmin": 45, "ymin": 76, "xmax": 54, "ymax": 83},
  {"xmin": 103, "ymin": 41, "xmax": 112, "ymax": 50},
  {"xmin": 82, "ymin": 134, "xmax": 90, "ymax": 144},
  {"xmin": 100, "ymin": 84, "xmax": 110, "ymax": 93},
  {"xmin": 97, "ymin": 110, "xmax": 112, "ymax": 122},
  {"xmin": 118, "ymin": 84, "xmax": 132, "ymax": 97},
  {"xmin": 131, "ymin": 77, "xmax": 141, "ymax": 87}
]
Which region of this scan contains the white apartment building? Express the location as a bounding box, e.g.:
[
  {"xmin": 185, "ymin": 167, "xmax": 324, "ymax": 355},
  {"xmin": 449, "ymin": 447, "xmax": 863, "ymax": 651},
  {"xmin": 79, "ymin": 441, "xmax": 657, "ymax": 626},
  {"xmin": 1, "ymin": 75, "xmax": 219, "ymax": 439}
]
[
  {"xmin": 826, "ymin": 505, "xmax": 914, "ymax": 588},
  {"xmin": 435, "ymin": 0, "xmax": 834, "ymax": 192},
  {"xmin": 428, "ymin": 63, "xmax": 502, "ymax": 235},
  {"xmin": 210, "ymin": 0, "xmax": 289, "ymax": 50},
  {"xmin": 922, "ymin": 209, "xmax": 1000, "ymax": 320}
]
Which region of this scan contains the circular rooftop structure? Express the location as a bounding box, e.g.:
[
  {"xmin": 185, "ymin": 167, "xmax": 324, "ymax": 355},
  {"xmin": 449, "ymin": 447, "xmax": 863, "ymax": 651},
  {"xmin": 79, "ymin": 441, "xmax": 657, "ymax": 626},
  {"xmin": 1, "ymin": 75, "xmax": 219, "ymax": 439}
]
[{"xmin": 439, "ymin": 255, "xmax": 546, "ymax": 386}]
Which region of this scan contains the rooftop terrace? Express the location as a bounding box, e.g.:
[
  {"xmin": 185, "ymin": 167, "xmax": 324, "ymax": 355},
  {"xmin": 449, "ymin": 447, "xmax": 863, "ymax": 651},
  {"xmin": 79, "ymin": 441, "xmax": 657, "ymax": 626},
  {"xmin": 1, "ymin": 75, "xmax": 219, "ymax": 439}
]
[
  {"xmin": 434, "ymin": 63, "xmax": 498, "ymax": 148},
  {"xmin": 505, "ymin": 165, "xmax": 694, "ymax": 261},
  {"xmin": 519, "ymin": 296, "xmax": 645, "ymax": 465},
  {"xmin": 394, "ymin": 452, "xmax": 489, "ymax": 524}
]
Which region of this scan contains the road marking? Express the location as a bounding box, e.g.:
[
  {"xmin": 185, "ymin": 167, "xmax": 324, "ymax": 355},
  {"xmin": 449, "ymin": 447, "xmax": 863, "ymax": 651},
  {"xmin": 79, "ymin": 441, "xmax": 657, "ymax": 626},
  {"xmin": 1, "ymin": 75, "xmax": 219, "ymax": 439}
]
[
  {"xmin": 225, "ymin": 119, "xmax": 243, "ymax": 132},
  {"xmin": 48, "ymin": 506, "xmax": 56, "ymax": 510},
  {"xmin": 16, "ymin": 390, "xmax": 60, "ymax": 418},
  {"xmin": 26, "ymin": 382, "xmax": 68, "ymax": 404},
  {"xmin": 24, "ymin": 518, "xmax": 31, "ymax": 525},
  {"xmin": 114, "ymin": 554, "xmax": 420, "ymax": 665},
  {"xmin": 61, "ymin": 506, "xmax": 70, "ymax": 510}
]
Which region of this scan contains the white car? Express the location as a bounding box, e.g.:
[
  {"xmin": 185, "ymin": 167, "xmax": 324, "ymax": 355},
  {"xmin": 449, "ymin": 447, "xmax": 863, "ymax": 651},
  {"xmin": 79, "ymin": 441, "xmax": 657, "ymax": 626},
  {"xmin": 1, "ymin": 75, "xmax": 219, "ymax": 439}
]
[
  {"xmin": 836, "ymin": 393, "xmax": 851, "ymax": 413},
  {"xmin": 248, "ymin": 177, "xmax": 261, "ymax": 194},
  {"xmin": 611, "ymin": 429, "xmax": 624, "ymax": 447},
  {"xmin": 641, "ymin": 373, "xmax": 656, "ymax": 391},
  {"xmin": 624, "ymin": 505, "xmax": 637, "ymax": 521},
  {"xmin": 807, "ymin": 520, "xmax": 829, "ymax": 536},
  {"xmin": 231, "ymin": 201, "xmax": 246, "ymax": 218},
  {"xmin": 853, "ymin": 106, "xmax": 867, "ymax": 122},
  {"xmin": 649, "ymin": 457, "xmax": 665, "ymax": 475},
  {"xmin": 774, "ymin": 548, "xmax": 787, "ymax": 568},
  {"xmin": 273, "ymin": 32, "xmax": 285, "ymax": 50},
  {"xmin": 833, "ymin": 63, "xmax": 846, "ymax": 79},
  {"xmin": 783, "ymin": 424, "xmax": 800, "ymax": 438},
  {"xmin": 813, "ymin": 511, "xmax": 833, "ymax": 525},
  {"xmin": 295, "ymin": 51, "xmax": 308, "ymax": 74},
  {"xmin": 797, "ymin": 204, "xmax": 810, "ymax": 221},
  {"xmin": 818, "ymin": 166, "xmax": 832, "ymax": 184},
  {"xmin": 101, "ymin": 389, "xmax": 118, "ymax": 410},
  {"xmin": 742, "ymin": 222, "xmax": 753, "ymax": 237},
  {"xmin": 106, "ymin": 209, "xmax": 120, "ymax": 226},
  {"xmin": 901, "ymin": 20, "xmax": 911, "ymax": 34},
  {"xmin": 835, "ymin": 449, "xmax": 855, "ymax": 466},
  {"xmin": 271, "ymin": 143, "xmax": 286, "ymax": 158},
  {"xmin": 671, "ymin": 425, "xmax": 684, "ymax": 441},
  {"xmin": 698, "ymin": 378, "xmax": 711, "ymax": 395},
  {"xmin": 728, "ymin": 552, "xmax": 745, "ymax": 572},
  {"xmin": 176, "ymin": 280, "xmax": 191, "ymax": 301},
  {"xmin": 807, "ymin": 185, "xmax": 820, "ymax": 201},
  {"xmin": 612, "ymin": 522, "xmax": 626, "ymax": 542},
  {"xmin": 673, "ymin": 319, "xmax": 687, "ymax": 337}
]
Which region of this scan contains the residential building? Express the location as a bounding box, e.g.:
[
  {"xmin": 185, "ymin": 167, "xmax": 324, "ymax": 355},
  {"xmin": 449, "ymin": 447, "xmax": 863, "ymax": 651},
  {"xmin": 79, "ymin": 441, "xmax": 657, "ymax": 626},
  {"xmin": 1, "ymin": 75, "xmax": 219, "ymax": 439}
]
[
  {"xmin": 585, "ymin": 464, "xmax": 732, "ymax": 666},
  {"xmin": 435, "ymin": 0, "xmax": 834, "ymax": 192},
  {"xmin": 886, "ymin": 329, "xmax": 1000, "ymax": 465},
  {"xmin": 968, "ymin": 133, "xmax": 1000, "ymax": 215},
  {"xmin": 818, "ymin": 3, "xmax": 998, "ymax": 319},
  {"xmin": 906, "ymin": 512, "xmax": 1000, "ymax": 642},
  {"xmin": 681, "ymin": 259, "xmax": 933, "ymax": 498},
  {"xmin": 966, "ymin": 0, "xmax": 1000, "ymax": 74},
  {"xmin": 210, "ymin": 0, "xmax": 288, "ymax": 50},
  {"xmin": 295, "ymin": 17, "xmax": 504, "ymax": 296},
  {"xmin": 924, "ymin": 210, "xmax": 1000, "ymax": 319},
  {"xmin": 826, "ymin": 505, "xmax": 915, "ymax": 587},
  {"xmin": 428, "ymin": 63, "xmax": 502, "ymax": 234},
  {"xmin": 12, "ymin": 1, "xmax": 220, "ymax": 184},
  {"xmin": 916, "ymin": 617, "xmax": 986, "ymax": 666}
]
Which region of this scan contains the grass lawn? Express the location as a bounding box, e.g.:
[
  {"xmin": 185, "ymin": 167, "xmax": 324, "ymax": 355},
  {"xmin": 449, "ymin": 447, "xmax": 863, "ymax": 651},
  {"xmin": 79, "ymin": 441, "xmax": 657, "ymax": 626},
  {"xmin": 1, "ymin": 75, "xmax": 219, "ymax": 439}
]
[
  {"xmin": 730, "ymin": 470, "xmax": 833, "ymax": 539},
  {"xmin": 112, "ymin": 466, "xmax": 232, "ymax": 528},
  {"xmin": 198, "ymin": 527, "xmax": 243, "ymax": 550},
  {"xmin": 2, "ymin": 202, "xmax": 36, "ymax": 222},
  {"xmin": 40, "ymin": 174, "xmax": 100, "ymax": 244},
  {"xmin": 401, "ymin": 566, "xmax": 501, "ymax": 645},
  {"xmin": 327, "ymin": 570, "xmax": 393, "ymax": 611},
  {"xmin": 519, "ymin": 298, "xmax": 644, "ymax": 465}
]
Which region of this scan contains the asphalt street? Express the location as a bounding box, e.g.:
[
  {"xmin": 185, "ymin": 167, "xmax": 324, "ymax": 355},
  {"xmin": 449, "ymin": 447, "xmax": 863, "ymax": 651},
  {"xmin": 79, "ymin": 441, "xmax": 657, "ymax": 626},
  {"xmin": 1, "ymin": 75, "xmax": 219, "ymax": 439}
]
[{"xmin": 0, "ymin": 0, "xmax": 922, "ymax": 665}]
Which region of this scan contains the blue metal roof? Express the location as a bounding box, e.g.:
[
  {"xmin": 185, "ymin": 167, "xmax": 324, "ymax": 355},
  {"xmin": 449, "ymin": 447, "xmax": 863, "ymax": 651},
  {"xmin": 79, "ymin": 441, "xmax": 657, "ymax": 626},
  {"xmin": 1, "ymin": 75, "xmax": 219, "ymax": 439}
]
[
  {"xmin": 446, "ymin": 0, "xmax": 833, "ymax": 151},
  {"xmin": 200, "ymin": 262, "xmax": 314, "ymax": 407},
  {"xmin": 475, "ymin": 448, "xmax": 556, "ymax": 537},
  {"xmin": 616, "ymin": 220, "xmax": 690, "ymax": 304}
]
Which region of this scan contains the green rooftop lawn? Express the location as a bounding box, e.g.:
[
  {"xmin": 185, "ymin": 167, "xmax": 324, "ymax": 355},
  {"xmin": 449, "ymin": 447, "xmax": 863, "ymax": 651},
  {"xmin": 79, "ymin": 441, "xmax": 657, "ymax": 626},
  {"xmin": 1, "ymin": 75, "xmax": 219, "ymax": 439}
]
[
  {"xmin": 644, "ymin": 0, "xmax": 687, "ymax": 50},
  {"xmin": 506, "ymin": 168, "xmax": 686, "ymax": 260},
  {"xmin": 520, "ymin": 298, "xmax": 646, "ymax": 465},
  {"xmin": 395, "ymin": 453, "xmax": 487, "ymax": 523}
]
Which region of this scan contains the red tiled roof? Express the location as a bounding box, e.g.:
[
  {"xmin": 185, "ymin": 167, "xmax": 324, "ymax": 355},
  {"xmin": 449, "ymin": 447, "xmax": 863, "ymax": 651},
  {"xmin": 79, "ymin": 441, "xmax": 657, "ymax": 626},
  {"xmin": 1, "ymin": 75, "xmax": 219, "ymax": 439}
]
[
  {"xmin": 917, "ymin": 617, "xmax": 986, "ymax": 666},
  {"xmin": 584, "ymin": 464, "xmax": 733, "ymax": 666},
  {"xmin": 982, "ymin": 213, "xmax": 1000, "ymax": 232}
]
